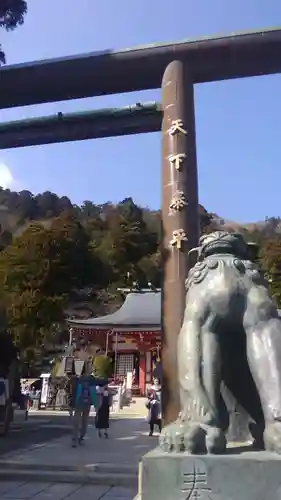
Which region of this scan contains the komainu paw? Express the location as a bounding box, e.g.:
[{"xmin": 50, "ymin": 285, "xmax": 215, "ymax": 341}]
[
  {"xmin": 159, "ymin": 421, "xmax": 208, "ymax": 454},
  {"xmin": 264, "ymin": 422, "xmax": 281, "ymax": 454}
]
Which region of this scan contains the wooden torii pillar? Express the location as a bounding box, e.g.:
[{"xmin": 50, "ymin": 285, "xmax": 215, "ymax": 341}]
[{"xmin": 161, "ymin": 61, "xmax": 200, "ymax": 424}]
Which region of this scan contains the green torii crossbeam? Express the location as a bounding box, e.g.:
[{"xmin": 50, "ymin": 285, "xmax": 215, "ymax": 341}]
[{"xmin": 0, "ymin": 102, "xmax": 162, "ymax": 149}]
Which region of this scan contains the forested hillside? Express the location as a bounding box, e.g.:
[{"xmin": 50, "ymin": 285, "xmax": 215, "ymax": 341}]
[{"xmin": 0, "ymin": 186, "xmax": 280, "ymax": 372}]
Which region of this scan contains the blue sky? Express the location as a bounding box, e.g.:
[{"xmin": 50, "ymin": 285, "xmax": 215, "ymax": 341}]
[{"xmin": 0, "ymin": 0, "xmax": 281, "ymax": 222}]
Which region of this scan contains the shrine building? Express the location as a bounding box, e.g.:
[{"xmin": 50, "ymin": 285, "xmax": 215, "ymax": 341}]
[{"xmin": 67, "ymin": 290, "xmax": 161, "ymax": 395}]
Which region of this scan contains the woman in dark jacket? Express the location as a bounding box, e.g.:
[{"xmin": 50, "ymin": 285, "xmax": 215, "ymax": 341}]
[
  {"xmin": 95, "ymin": 386, "xmax": 111, "ymax": 438},
  {"xmin": 146, "ymin": 391, "xmax": 162, "ymax": 436}
]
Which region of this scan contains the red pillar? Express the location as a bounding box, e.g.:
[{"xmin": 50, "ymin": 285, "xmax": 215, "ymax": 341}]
[{"xmin": 139, "ymin": 353, "xmax": 146, "ymax": 396}]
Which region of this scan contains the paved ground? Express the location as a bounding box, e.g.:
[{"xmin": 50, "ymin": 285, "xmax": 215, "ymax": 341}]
[
  {"xmin": 2, "ymin": 416, "xmax": 156, "ymax": 466},
  {"xmin": 0, "ymin": 414, "xmax": 155, "ymax": 499},
  {"xmin": 0, "ymin": 414, "xmax": 71, "ymax": 457},
  {"xmin": 0, "ymin": 481, "xmax": 135, "ymax": 499},
  {"xmin": 28, "ymin": 397, "xmax": 147, "ymax": 419}
]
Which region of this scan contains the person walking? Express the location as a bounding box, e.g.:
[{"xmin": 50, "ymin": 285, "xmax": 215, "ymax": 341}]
[
  {"xmin": 71, "ymin": 375, "xmax": 97, "ymax": 448},
  {"xmin": 146, "ymin": 391, "xmax": 162, "ymax": 436},
  {"xmin": 151, "ymin": 378, "xmax": 161, "ymax": 403},
  {"xmin": 95, "ymin": 386, "xmax": 111, "ymax": 438},
  {"xmin": 65, "ymin": 374, "xmax": 75, "ymax": 419}
]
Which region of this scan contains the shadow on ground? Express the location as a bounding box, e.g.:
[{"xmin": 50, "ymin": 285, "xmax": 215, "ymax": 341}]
[{"xmin": 2, "ymin": 418, "xmax": 157, "ymax": 467}]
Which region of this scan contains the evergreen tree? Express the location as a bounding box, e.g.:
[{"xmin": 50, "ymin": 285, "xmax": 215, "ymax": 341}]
[
  {"xmin": 0, "ymin": 0, "xmax": 27, "ymax": 64},
  {"xmin": 260, "ymin": 237, "xmax": 281, "ymax": 306}
]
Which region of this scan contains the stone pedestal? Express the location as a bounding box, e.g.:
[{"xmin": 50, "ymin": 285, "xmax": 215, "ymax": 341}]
[{"xmin": 139, "ymin": 447, "xmax": 281, "ymax": 499}]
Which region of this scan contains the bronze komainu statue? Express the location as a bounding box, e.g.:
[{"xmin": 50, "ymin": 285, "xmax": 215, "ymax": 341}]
[{"xmin": 160, "ymin": 231, "xmax": 281, "ymax": 454}]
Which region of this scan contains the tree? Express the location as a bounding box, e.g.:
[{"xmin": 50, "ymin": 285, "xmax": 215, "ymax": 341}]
[
  {"xmin": 0, "ymin": 225, "xmax": 65, "ymax": 358},
  {"xmin": 92, "ymin": 355, "xmax": 112, "ymax": 379},
  {"xmin": 93, "ymin": 200, "xmax": 158, "ymax": 287},
  {"xmin": 0, "ymin": 317, "xmax": 18, "ymax": 377},
  {"xmin": 80, "ymin": 201, "xmax": 101, "ymax": 218},
  {"xmin": 35, "ymin": 191, "xmax": 60, "ymax": 218},
  {"xmin": 137, "ymin": 251, "xmax": 161, "ymax": 287},
  {"xmin": 17, "ymin": 190, "xmax": 37, "ymax": 219},
  {"xmin": 57, "ymin": 196, "xmax": 73, "ymax": 213},
  {"xmin": 0, "ymin": 214, "xmax": 100, "ymax": 359},
  {"xmin": 0, "ymin": 0, "xmax": 27, "ymax": 64},
  {"xmin": 95, "ymin": 224, "xmax": 128, "ymax": 285},
  {"xmin": 50, "ymin": 211, "xmax": 100, "ymax": 291},
  {"xmin": 116, "ymin": 198, "xmax": 158, "ymax": 266},
  {"xmin": 199, "ymin": 205, "xmax": 214, "ymax": 234},
  {"xmin": 0, "ymin": 229, "xmax": 12, "ymax": 250},
  {"xmin": 260, "ymin": 237, "xmax": 281, "ymax": 306},
  {"xmin": 264, "ymin": 216, "xmax": 281, "ymax": 237}
]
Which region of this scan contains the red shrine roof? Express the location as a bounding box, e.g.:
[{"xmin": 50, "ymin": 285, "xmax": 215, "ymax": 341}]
[{"xmin": 67, "ymin": 292, "xmax": 161, "ymax": 330}]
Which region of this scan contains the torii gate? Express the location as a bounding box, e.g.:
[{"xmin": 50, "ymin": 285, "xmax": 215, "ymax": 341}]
[{"xmin": 1, "ymin": 27, "xmax": 281, "ymax": 423}]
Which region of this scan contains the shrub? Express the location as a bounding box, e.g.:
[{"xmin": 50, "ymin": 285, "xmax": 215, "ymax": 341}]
[{"xmin": 92, "ymin": 355, "xmax": 112, "ymax": 379}]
